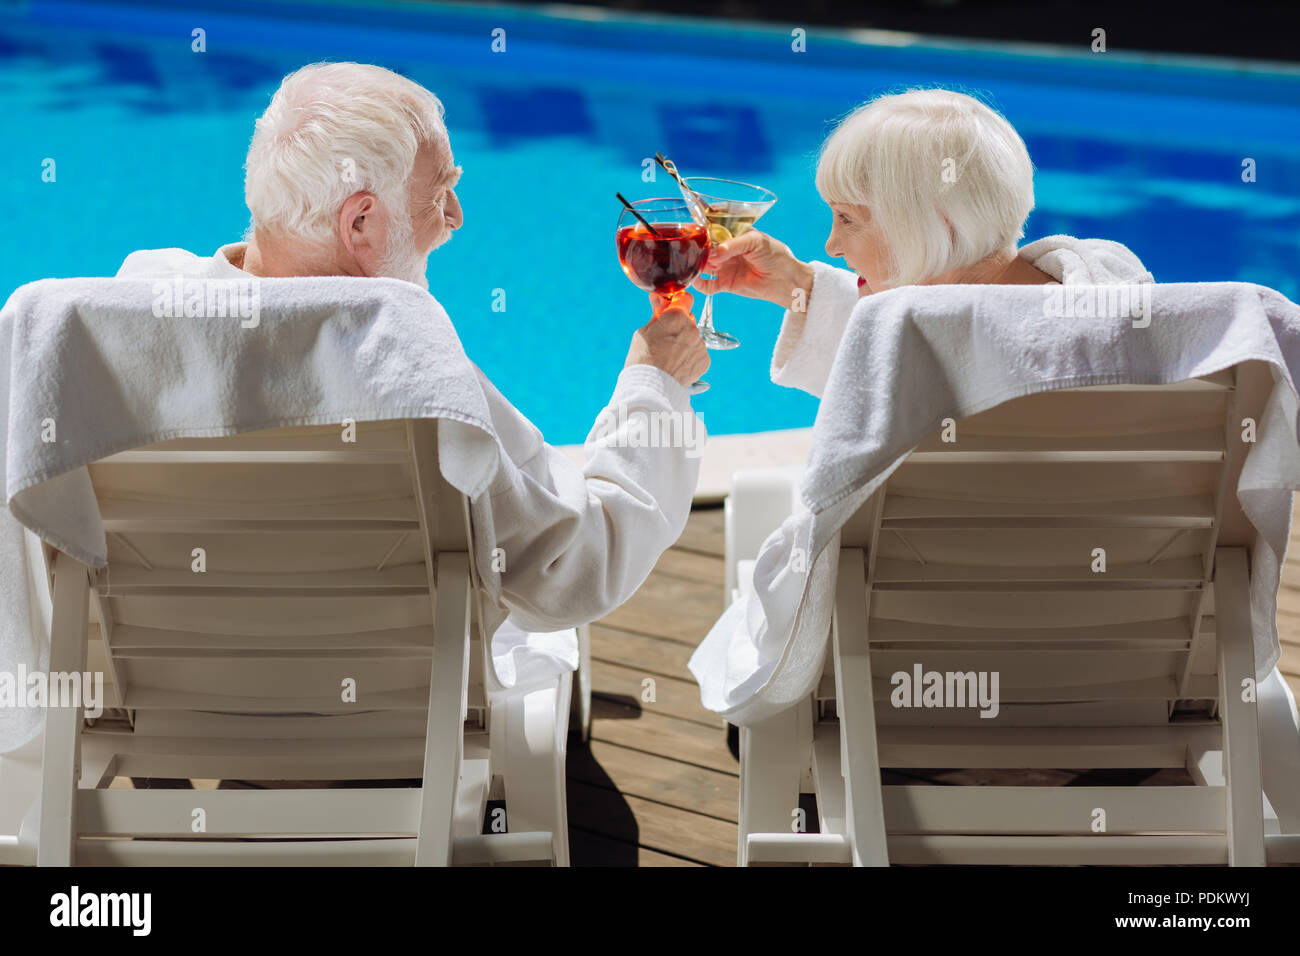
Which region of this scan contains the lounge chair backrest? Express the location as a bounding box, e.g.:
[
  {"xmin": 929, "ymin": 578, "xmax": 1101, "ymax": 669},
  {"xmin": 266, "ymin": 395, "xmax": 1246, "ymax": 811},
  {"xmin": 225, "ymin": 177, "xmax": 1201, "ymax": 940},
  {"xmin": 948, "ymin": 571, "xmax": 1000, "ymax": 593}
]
[
  {"xmin": 37, "ymin": 418, "xmax": 492, "ymax": 865},
  {"xmin": 833, "ymin": 366, "xmax": 1265, "ymax": 730}
]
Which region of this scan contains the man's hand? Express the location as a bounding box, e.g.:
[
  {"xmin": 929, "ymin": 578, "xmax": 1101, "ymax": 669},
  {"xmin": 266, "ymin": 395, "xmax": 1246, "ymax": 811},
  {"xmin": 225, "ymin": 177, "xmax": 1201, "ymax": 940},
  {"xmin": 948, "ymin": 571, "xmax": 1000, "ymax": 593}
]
[{"xmin": 625, "ymin": 291, "xmax": 709, "ymax": 389}]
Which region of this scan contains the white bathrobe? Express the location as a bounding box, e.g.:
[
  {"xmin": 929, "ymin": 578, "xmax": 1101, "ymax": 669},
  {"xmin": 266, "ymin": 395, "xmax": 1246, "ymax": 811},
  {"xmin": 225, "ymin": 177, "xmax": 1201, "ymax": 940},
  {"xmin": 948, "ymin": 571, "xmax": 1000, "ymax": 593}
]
[{"xmin": 0, "ymin": 243, "xmax": 704, "ymax": 753}]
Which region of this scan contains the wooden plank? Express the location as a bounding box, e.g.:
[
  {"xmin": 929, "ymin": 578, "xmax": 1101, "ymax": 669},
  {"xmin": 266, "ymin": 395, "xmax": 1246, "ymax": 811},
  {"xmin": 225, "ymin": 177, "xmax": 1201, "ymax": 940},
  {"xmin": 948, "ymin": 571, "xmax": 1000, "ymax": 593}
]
[
  {"xmin": 873, "ymin": 555, "xmax": 1205, "ymax": 586},
  {"xmin": 910, "ymin": 429, "xmax": 1225, "ymax": 455},
  {"xmin": 80, "ymin": 787, "xmax": 419, "ymax": 836},
  {"xmin": 588, "ymin": 699, "xmax": 736, "ymax": 775},
  {"xmin": 122, "ymin": 686, "xmax": 429, "ymax": 712},
  {"xmin": 868, "ymin": 617, "xmax": 1191, "ymax": 647},
  {"xmin": 653, "ymin": 547, "xmax": 726, "ymax": 587},
  {"xmin": 98, "ymin": 566, "xmax": 428, "ymax": 593},
  {"xmin": 673, "ymin": 507, "xmax": 725, "ymax": 557},
  {"xmin": 885, "ymin": 834, "xmax": 1227, "ymax": 866},
  {"xmin": 566, "ymin": 779, "xmax": 735, "ymax": 867},
  {"xmin": 597, "ymin": 572, "xmax": 720, "ymax": 641},
  {"xmin": 111, "ymin": 624, "xmax": 433, "ymax": 652},
  {"xmin": 589, "ymin": 625, "xmax": 697, "ymax": 682},
  {"xmin": 883, "ymin": 494, "xmax": 1214, "ymax": 529},
  {"xmin": 568, "ymin": 827, "xmax": 702, "ymax": 867},
  {"xmin": 99, "ymin": 496, "xmax": 418, "ymax": 528},
  {"xmin": 881, "ymin": 785, "xmax": 1224, "ymax": 834},
  {"xmin": 136, "ymin": 421, "xmax": 409, "ymax": 453},
  {"xmin": 876, "ymin": 725, "xmax": 1217, "ymax": 769},
  {"xmin": 98, "ymin": 450, "xmax": 408, "ymax": 465},
  {"xmin": 568, "ymin": 740, "xmax": 737, "ymax": 822},
  {"xmin": 590, "ymin": 659, "xmax": 719, "ymax": 727},
  {"xmin": 904, "ymin": 449, "xmax": 1222, "ymax": 464}
]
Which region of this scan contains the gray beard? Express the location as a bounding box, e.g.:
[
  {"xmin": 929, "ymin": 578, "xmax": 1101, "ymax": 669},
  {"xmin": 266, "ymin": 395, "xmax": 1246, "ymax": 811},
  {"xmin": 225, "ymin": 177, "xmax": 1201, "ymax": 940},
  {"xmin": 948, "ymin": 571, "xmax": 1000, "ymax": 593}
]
[{"xmin": 379, "ymin": 213, "xmax": 430, "ymax": 290}]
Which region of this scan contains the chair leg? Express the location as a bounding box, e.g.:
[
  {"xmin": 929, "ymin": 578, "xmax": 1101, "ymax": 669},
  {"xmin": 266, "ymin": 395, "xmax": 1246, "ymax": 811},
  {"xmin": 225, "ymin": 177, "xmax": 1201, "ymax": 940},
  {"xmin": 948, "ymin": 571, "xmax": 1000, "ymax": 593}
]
[
  {"xmin": 1214, "ymin": 547, "xmax": 1266, "ymax": 866},
  {"xmin": 495, "ymin": 676, "xmax": 570, "ymax": 865},
  {"xmin": 570, "ymin": 623, "xmax": 592, "ymax": 744},
  {"xmin": 37, "ymin": 552, "xmax": 90, "ymax": 866},
  {"xmin": 0, "ymin": 731, "xmax": 44, "ymax": 865},
  {"xmin": 415, "ymin": 554, "xmax": 471, "ymax": 866},
  {"xmin": 1259, "ymin": 667, "xmax": 1300, "ymax": 833},
  {"xmin": 833, "ymin": 548, "xmax": 889, "ymax": 867},
  {"xmin": 738, "ymin": 704, "xmax": 807, "ymax": 866}
]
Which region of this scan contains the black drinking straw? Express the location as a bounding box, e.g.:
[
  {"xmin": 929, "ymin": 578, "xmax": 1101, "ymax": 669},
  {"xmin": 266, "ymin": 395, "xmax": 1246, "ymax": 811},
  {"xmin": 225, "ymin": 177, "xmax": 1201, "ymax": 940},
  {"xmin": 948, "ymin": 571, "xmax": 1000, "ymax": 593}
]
[{"xmin": 616, "ymin": 192, "xmax": 662, "ymax": 237}]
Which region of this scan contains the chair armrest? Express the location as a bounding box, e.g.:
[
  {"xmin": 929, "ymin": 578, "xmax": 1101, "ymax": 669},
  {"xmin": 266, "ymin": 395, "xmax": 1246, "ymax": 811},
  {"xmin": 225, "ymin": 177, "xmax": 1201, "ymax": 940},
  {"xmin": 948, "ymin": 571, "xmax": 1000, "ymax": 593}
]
[{"xmin": 724, "ymin": 467, "xmax": 803, "ymax": 605}]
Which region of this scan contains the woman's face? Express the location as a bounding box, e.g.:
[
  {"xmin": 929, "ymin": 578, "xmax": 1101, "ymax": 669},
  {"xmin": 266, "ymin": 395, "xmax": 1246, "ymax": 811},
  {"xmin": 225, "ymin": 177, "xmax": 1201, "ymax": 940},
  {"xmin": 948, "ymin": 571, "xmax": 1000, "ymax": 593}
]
[{"xmin": 825, "ymin": 202, "xmax": 893, "ymax": 296}]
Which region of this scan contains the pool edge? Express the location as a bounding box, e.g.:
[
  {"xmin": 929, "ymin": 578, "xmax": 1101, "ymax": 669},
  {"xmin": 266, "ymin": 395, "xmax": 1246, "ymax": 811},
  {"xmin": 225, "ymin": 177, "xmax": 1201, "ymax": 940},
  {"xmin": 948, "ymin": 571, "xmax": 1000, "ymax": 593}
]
[{"xmin": 557, "ymin": 425, "xmax": 812, "ymax": 505}]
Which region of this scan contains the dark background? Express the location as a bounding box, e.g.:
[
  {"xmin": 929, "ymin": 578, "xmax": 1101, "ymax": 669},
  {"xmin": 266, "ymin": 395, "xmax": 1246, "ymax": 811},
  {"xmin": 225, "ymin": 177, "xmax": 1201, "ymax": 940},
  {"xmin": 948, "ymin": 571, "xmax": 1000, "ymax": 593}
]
[{"xmin": 506, "ymin": 0, "xmax": 1300, "ymax": 63}]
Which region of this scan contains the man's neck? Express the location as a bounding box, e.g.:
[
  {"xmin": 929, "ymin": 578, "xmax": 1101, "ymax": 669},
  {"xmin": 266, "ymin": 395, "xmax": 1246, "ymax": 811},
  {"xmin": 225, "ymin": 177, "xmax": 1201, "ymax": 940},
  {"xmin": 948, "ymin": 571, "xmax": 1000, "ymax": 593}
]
[{"xmin": 243, "ymin": 232, "xmax": 344, "ymax": 278}]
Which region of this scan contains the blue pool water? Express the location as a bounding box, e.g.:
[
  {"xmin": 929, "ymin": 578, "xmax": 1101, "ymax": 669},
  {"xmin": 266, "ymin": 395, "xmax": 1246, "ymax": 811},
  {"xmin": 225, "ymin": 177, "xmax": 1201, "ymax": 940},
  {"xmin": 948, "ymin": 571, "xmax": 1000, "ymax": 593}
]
[{"xmin": 3, "ymin": 0, "xmax": 1299, "ymax": 442}]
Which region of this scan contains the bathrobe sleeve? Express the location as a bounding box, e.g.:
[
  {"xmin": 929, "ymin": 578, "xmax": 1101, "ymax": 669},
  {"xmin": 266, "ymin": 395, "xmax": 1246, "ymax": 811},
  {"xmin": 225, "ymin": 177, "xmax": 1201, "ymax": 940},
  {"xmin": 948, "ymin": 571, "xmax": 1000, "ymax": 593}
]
[
  {"xmin": 470, "ymin": 364, "xmax": 703, "ymax": 631},
  {"xmin": 770, "ymin": 261, "xmax": 862, "ymax": 398}
]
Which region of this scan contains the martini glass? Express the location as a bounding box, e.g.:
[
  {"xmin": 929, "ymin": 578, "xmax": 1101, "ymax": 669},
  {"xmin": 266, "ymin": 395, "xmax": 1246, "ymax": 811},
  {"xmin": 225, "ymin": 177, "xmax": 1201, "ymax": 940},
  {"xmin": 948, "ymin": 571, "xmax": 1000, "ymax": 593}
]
[
  {"xmin": 615, "ymin": 197, "xmax": 712, "ymax": 394},
  {"xmin": 683, "ymin": 177, "xmax": 778, "ymax": 350}
]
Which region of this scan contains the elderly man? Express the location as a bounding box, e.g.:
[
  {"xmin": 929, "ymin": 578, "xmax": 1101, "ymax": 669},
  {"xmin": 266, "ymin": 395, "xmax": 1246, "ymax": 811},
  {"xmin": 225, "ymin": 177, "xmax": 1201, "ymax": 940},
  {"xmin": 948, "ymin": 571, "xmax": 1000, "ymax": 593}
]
[{"xmin": 116, "ymin": 61, "xmax": 708, "ymax": 632}]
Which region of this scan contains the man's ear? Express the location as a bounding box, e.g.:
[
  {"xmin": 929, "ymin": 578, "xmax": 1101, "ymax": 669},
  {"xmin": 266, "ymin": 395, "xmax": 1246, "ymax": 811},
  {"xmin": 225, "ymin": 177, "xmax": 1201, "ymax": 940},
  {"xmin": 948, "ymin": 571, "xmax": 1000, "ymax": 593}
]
[{"xmin": 338, "ymin": 192, "xmax": 377, "ymax": 263}]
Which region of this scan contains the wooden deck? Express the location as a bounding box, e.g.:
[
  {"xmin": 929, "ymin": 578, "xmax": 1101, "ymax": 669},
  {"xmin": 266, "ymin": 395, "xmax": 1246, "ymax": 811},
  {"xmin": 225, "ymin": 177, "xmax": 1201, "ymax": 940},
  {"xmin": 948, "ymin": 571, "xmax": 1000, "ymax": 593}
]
[
  {"xmin": 566, "ymin": 503, "xmax": 1300, "ymax": 867},
  {"xmin": 566, "ymin": 505, "xmax": 734, "ymax": 867}
]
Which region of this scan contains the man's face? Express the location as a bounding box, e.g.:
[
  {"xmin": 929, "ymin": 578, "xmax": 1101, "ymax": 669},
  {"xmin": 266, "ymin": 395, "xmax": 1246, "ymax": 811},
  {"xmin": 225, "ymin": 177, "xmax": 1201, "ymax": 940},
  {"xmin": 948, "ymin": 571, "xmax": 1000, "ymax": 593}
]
[{"xmin": 376, "ymin": 135, "xmax": 463, "ymax": 289}]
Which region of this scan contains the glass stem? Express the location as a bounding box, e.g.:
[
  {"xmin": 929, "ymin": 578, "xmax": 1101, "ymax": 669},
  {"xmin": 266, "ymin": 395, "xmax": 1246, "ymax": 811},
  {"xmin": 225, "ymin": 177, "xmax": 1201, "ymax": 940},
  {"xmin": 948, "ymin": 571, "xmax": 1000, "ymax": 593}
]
[{"xmin": 698, "ymin": 293, "xmax": 715, "ymax": 333}]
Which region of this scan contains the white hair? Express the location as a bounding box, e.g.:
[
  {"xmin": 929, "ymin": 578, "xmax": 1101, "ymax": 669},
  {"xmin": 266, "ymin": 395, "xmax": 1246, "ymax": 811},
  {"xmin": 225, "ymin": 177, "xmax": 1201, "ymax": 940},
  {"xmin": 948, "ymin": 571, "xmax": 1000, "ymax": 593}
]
[
  {"xmin": 244, "ymin": 62, "xmax": 447, "ymax": 253},
  {"xmin": 815, "ymin": 88, "xmax": 1035, "ymax": 287}
]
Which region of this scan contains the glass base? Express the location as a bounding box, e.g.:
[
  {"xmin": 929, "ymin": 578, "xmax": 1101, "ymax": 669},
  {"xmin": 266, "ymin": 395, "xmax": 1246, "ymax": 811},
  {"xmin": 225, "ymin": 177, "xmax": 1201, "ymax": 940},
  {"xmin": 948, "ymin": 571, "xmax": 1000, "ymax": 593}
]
[
  {"xmin": 688, "ymin": 379, "xmax": 710, "ymax": 395},
  {"xmin": 700, "ymin": 328, "xmax": 740, "ymax": 350}
]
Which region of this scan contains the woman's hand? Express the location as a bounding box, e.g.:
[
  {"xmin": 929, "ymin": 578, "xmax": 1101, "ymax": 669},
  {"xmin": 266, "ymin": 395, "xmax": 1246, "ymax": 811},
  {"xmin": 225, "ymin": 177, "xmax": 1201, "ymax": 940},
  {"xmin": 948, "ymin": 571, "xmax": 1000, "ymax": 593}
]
[{"xmin": 694, "ymin": 230, "xmax": 815, "ymax": 310}]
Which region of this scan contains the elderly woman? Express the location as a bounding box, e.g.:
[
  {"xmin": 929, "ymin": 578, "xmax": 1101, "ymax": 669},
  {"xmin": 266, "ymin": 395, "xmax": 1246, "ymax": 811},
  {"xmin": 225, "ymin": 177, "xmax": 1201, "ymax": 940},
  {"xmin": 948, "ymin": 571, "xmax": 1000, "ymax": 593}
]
[
  {"xmin": 696, "ymin": 88, "xmax": 1152, "ymax": 397},
  {"xmin": 690, "ymin": 88, "xmax": 1300, "ymax": 835}
]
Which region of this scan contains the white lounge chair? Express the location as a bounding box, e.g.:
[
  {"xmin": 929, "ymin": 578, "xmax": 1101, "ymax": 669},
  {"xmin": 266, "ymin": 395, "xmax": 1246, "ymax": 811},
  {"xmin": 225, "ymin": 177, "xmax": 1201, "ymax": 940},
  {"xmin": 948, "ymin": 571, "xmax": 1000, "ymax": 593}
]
[
  {"xmin": 731, "ymin": 366, "xmax": 1300, "ymax": 865},
  {"xmin": 0, "ymin": 418, "xmax": 587, "ymax": 866}
]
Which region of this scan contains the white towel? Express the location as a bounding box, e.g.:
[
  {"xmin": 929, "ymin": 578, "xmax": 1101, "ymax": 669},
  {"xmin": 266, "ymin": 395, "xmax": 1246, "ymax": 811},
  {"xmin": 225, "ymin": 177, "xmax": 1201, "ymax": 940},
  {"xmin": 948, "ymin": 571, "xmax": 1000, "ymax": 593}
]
[
  {"xmin": 1, "ymin": 276, "xmax": 501, "ymax": 565},
  {"xmin": 771, "ymin": 235, "xmax": 1157, "ymax": 397},
  {"xmin": 0, "ymin": 275, "xmax": 540, "ymax": 751},
  {"xmin": 691, "ymin": 280, "xmax": 1300, "ymax": 725},
  {"xmin": 488, "ymin": 618, "xmax": 581, "ymax": 699},
  {"xmin": 0, "ymin": 520, "xmax": 51, "ymax": 751}
]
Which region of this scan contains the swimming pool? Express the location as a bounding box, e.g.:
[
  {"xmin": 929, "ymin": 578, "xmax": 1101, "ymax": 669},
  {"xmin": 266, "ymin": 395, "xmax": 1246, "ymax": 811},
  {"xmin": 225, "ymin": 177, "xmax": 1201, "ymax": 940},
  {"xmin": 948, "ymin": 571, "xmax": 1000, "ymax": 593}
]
[{"xmin": 4, "ymin": 0, "xmax": 1299, "ymax": 442}]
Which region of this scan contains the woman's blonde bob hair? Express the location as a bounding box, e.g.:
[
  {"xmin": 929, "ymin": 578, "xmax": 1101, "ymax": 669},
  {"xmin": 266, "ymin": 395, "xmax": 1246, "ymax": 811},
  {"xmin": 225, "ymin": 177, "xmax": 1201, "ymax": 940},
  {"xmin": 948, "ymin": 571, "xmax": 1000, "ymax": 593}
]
[{"xmin": 815, "ymin": 88, "xmax": 1035, "ymax": 287}]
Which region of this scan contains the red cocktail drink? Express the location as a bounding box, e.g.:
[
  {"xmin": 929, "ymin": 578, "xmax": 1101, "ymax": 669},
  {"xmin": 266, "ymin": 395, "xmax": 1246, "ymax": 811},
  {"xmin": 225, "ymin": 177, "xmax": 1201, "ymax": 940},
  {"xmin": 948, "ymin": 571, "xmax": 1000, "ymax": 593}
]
[{"xmin": 616, "ymin": 222, "xmax": 709, "ymax": 305}]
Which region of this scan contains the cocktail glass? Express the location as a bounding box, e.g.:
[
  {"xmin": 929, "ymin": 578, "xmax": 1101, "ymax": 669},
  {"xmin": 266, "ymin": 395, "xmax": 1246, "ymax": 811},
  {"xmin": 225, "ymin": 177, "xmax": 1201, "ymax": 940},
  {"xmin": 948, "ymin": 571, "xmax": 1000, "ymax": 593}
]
[
  {"xmin": 616, "ymin": 197, "xmax": 712, "ymax": 394},
  {"xmin": 682, "ymin": 177, "xmax": 778, "ymax": 350}
]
